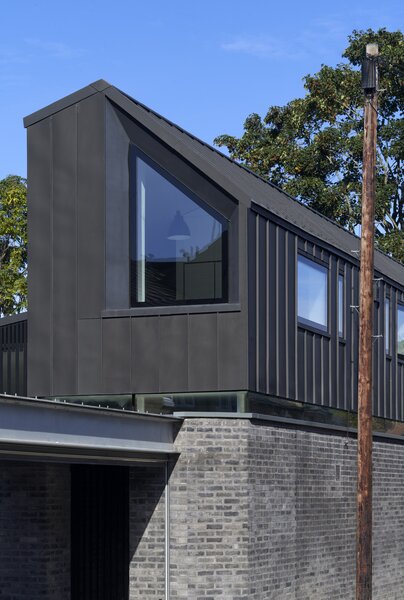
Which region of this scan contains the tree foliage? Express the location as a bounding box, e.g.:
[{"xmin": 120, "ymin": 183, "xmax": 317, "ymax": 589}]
[
  {"xmin": 0, "ymin": 175, "xmax": 27, "ymax": 316},
  {"xmin": 214, "ymin": 28, "xmax": 404, "ymax": 262}
]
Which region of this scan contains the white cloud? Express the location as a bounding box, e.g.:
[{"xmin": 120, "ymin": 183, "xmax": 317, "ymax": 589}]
[
  {"xmin": 221, "ymin": 36, "xmax": 304, "ymax": 60},
  {"xmin": 24, "ymin": 38, "xmax": 82, "ymax": 59},
  {"xmin": 0, "ymin": 50, "xmax": 30, "ymax": 66}
]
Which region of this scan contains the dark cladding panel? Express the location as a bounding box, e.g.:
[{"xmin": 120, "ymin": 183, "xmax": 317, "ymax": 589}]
[
  {"xmin": 257, "ymin": 216, "xmax": 267, "ymax": 393},
  {"xmin": 188, "ymin": 313, "xmax": 218, "ymax": 391},
  {"xmin": 344, "ymin": 263, "xmax": 353, "ymax": 411},
  {"xmin": 0, "ymin": 319, "xmax": 27, "ymax": 396},
  {"xmin": 77, "ymin": 319, "xmax": 102, "ymax": 394},
  {"xmin": 248, "ymin": 206, "xmax": 404, "ymax": 418},
  {"xmin": 158, "ymin": 315, "xmax": 188, "ymax": 392},
  {"xmin": 52, "ymin": 106, "xmax": 78, "ymax": 395},
  {"xmin": 287, "ymin": 232, "xmax": 297, "ymax": 400},
  {"xmin": 297, "ymin": 329, "xmax": 305, "ymax": 402},
  {"xmin": 399, "ymin": 362, "xmax": 404, "ymax": 420},
  {"xmin": 373, "ymin": 292, "xmax": 381, "ymax": 418},
  {"xmin": 267, "ymin": 221, "xmax": 278, "ymax": 396},
  {"xmin": 105, "ymin": 102, "xmax": 130, "ymax": 309},
  {"xmin": 247, "ymin": 211, "xmax": 257, "ymax": 391},
  {"xmin": 218, "ymin": 312, "xmax": 247, "ymax": 390},
  {"xmin": 27, "ymin": 119, "xmax": 52, "ymax": 397},
  {"xmin": 276, "ymin": 227, "xmax": 287, "ymax": 398},
  {"xmin": 329, "ymin": 255, "xmax": 338, "ymax": 407},
  {"xmin": 130, "ymin": 317, "xmax": 159, "ymax": 392},
  {"xmin": 351, "ymin": 267, "xmax": 360, "ymax": 413},
  {"xmin": 77, "ymin": 93, "xmax": 105, "ymax": 319},
  {"xmin": 102, "ymin": 318, "xmax": 131, "ymax": 393},
  {"xmin": 305, "ymin": 331, "xmax": 314, "ymax": 403}
]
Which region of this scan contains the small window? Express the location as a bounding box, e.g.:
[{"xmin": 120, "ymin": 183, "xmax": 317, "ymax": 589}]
[
  {"xmin": 398, "ymin": 304, "xmax": 404, "ymax": 357},
  {"xmin": 130, "ymin": 151, "xmax": 228, "ymax": 306},
  {"xmin": 338, "ymin": 274, "xmax": 344, "ymax": 337},
  {"xmin": 298, "ymin": 255, "xmax": 328, "ymax": 331},
  {"xmin": 385, "ymin": 298, "xmax": 390, "ymax": 354}
]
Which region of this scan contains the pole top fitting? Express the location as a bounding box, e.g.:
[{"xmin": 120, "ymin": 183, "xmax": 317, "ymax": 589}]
[
  {"xmin": 362, "ymin": 43, "xmax": 379, "ymax": 92},
  {"xmin": 366, "ymin": 43, "xmax": 379, "ymax": 57}
]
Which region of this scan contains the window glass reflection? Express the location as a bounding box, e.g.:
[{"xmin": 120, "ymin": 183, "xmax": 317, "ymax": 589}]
[
  {"xmin": 298, "ymin": 256, "xmax": 328, "ymax": 330},
  {"xmin": 131, "ymin": 153, "xmax": 227, "ymax": 306},
  {"xmin": 338, "ymin": 274, "xmax": 344, "ymax": 337},
  {"xmin": 398, "ymin": 304, "xmax": 404, "ymax": 356},
  {"xmin": 385, "ymin": 298, "xmax": 390, "ymax": 354}
]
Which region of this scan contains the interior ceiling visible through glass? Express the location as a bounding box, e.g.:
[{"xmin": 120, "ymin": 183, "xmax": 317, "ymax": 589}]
[{"xmin": 131, "ymin": 153, "xmax": 227, "ymax": 306}]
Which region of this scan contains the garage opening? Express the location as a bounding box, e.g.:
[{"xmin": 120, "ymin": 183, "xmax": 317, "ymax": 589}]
[{"xmin": 71, "ymin": 464, "xmax": 129, "ymax": 600}]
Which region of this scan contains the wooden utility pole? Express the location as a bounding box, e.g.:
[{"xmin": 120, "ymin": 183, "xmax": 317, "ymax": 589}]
[{"xmin": 356, "ymin": 43, "xmax": 379, "ymax": 600}]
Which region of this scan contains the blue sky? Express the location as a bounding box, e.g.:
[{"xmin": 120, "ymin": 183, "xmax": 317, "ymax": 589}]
[{"xmin": 0, "ymin": 0, "xmax": 402, "ymax": 179}]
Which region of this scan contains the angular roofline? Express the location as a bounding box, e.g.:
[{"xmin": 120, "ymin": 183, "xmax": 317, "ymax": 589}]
[
  {"xmin": 23, "ymin": 79, "xmax": 404, "ymax": 284},
  {"xmin": 110, "ymin": 86, "xmax": 404, "ymax": 277},
  {"xmin": 23, "ymin": 79, "xmax": 112, "ymax": 128}
]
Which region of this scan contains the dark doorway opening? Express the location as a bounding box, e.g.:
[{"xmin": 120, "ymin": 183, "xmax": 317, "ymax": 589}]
[{"xmin": 71, "ymin": 464, "xmax": 129, "ymax": 600}]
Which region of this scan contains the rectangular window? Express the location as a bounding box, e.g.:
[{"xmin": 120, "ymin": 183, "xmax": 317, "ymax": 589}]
[
  {"xmin": 298, "ymin": 255, "xmax": 328, "ymax": 331},
  {"xmin": 398, "ymin": 304, "xmax": 404, "ymax": 357},
  {"xmin": 338, "ymin": 274, "xmax": 344, "ymax": 337},
  {"xmin": 385, "ymin": 298, "xmax": 390, "ymax": 354}
]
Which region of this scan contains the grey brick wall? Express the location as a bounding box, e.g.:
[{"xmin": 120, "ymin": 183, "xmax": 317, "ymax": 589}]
[
  {"xmin": 3, "ymin": 421, "xmax": 399, "ymax": 599},
  {"xmin": 0, "ymin": 461, "xmax": 70, "ymax": 600},
  {"xmin": 170, "ymin": 419, "xmax": 251, "ymax": 599},
  {"xmin": 129, "ymin": 418, "xmax": 404, "ymax": 600},
  {"xmin": 129, "ymin": 464, "xmax": 166, "ymax": 599}
]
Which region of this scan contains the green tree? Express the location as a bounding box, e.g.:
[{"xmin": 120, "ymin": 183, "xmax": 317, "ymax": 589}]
[
  {"xmin": 215, "ymin": 28, "xmax": 404, "ymax": 262},
  {"xmin": 0, "ymin": 175, "xmax": 27, "ymax": 316}
]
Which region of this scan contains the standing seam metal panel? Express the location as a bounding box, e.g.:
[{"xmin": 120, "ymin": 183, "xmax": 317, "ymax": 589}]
[
  {"xmin": 0, "ymin": 320, "xmax": 27, "ymax": 396},
  {"xmin": 248, "ymin": 207, "xmax": 404, "ymax": 420}
]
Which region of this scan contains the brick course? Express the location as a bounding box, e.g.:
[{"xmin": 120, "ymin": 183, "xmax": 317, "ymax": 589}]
[
  {"xmin": 129, "ymin": 418, "xmax": 404, "ymax": 599},
  {"xmin": 0, "ymin": 461, "xmax": 70, "ymax": 600},
  {"xmin": 2, "ymin": 419, "xmax": 404, "ymax": 599}
]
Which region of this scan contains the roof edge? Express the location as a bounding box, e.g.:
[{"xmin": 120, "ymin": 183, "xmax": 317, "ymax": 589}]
[
  {"xmin": 23, "ymin": 79, "xmax": 111, "ymax": 128},
  {"xmin": 0, "ymin": 312, "xmax": 28, "ymax": 326}
]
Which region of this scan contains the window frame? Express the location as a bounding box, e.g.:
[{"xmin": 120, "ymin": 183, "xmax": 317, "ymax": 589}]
[
  {"xmin": 385, "ymin": 296, "xmax": 391, "ymax": 356},
  {"xmin": 129, "ymin": 145, "xmax": 229, "ymax": 308},
  {"xmin": 398, "ymin": 302, "xmax": 404, "ymax": 359},
  {"xmin": 297, "ymin": 253, "xmax": 329, "ymax": 334},
  {"xmin": 338, "ymin": 272, "xmax": 345, "ymax": 339}
]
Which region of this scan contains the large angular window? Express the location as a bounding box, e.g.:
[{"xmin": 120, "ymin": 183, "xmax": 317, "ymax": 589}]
[
  {"xmin": 298, "ymin": 255, "xmax": 328, "ymax": 331},
  {"xmin": 130, "ymin": 149, "xmax": 228, "ymax": 306}
]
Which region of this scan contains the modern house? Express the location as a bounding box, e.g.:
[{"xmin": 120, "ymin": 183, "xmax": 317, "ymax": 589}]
[{"xmin": 0, "ymin": 80, "xmax": 404, "ymax": 599}]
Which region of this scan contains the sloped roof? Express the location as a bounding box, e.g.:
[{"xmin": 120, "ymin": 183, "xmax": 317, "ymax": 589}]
[{"xmin": 24, "ymin": 80, "xmax": 404, "ymax": 288}]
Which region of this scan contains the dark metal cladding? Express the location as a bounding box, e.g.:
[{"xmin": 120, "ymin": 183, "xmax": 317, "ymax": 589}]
[
  {"xmin": 23, "ymin": 81, "xmax": 403, "ymax": 418},
  {"xmin": 0, "ymin": 315, "xmax": 27, "ymax": 396},
  {"xmin": 25, "ymin": 90, "xmax": 248, "ymax": 398},
  {"xmin": 248, "ymin": 206, "xmax": 404, "ymax": 421}
]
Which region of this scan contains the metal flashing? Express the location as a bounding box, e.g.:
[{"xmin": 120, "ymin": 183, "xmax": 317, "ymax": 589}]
[
  {"xmin": 23, "ymin": 80, "xmax": 111, "ymax": 128},
  {"xmin": 0, "ymin": 312, "xmax": 28, "ymax": 326}
]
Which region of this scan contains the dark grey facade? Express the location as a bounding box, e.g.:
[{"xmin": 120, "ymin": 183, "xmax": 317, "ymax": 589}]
[
  {"xmin": 18, "ymin": 79, "xmax": 404, "ymax": 422},
  {"xmin": 0, "ymin": 313, "xmax": 27, "ymax": 396},
  {"xmin": 1, "ymin": 80, "xmax": 404, "ymax": 600},
  {"xmin": 249, "ymin": 208, "xmax": 404, "ymax": 420}
]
